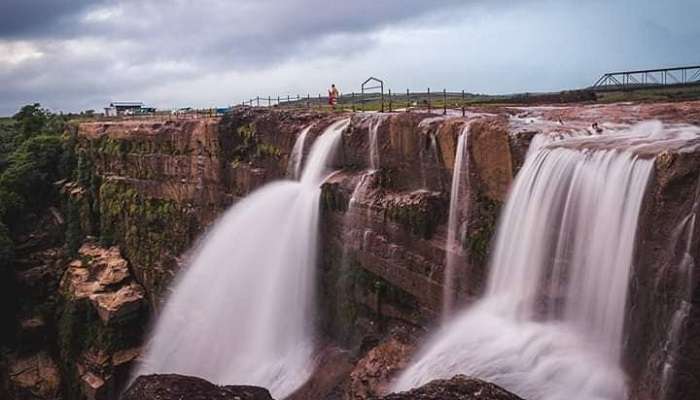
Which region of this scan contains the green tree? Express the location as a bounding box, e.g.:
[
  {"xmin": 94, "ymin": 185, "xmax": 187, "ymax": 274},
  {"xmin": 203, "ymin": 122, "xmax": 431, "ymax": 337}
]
[
  {"xmin": 0, "ymin": 135, "xmax": 64, "ymax": 224},
  {"xmin": 13, "ymin": 103, "xmax": 49, "ymax": 139}
]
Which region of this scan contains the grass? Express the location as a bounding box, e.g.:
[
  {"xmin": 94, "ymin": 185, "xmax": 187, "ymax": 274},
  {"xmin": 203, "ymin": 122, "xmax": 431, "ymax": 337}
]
[{"xmin": 269, "ymin": 84, "xmax": 700, "ymax": 114}]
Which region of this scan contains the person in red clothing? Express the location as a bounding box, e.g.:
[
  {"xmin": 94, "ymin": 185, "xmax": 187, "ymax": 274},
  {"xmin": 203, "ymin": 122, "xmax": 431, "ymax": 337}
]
[{"xmin": 328, "ymin": 84, "xmax": 339, "ymax": 109}]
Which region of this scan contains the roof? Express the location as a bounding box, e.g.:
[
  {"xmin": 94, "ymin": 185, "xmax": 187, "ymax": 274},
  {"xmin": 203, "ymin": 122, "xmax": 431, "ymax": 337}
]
[{"xmin": 110, "ymin": 101, "xmax": 144, "ymax": 107}]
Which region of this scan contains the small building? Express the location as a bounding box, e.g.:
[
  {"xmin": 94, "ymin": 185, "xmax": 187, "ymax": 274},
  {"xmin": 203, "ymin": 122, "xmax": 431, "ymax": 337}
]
[{"xmin": 104, "ymin": 102, "xmax": 155, "ymax": 116}]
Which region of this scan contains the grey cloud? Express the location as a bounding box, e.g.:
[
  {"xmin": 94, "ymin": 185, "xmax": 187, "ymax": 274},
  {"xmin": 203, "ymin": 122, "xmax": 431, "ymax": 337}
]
[
  {"xmin": 0, "ymin": 0, "xmax": 108, "ymax": 38},
  {"xmin": 0, "ymin": 0, "xmax": 698, "ymax": 116},
  {"xmin": 0, "ymin": 0, "xmax": 471, "ymax": 114}
]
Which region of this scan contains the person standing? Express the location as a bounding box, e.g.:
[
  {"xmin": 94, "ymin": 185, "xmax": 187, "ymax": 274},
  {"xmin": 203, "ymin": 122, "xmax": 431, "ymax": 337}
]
[{"xmin": 328, "ymin": 84, "xmax": 340, "ymax": 109}]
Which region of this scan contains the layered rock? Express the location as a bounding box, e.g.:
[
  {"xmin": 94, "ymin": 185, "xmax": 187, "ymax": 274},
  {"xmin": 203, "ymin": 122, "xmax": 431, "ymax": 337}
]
[
  {"xmin": 57, "ymin": 242, "xmax": 146, "ymax": 400},
  {"xmin": 320, "ymin": 113, "xmax": 513, "ymax": 344},
  {"xmin": 45, "ymin": 101, "xmax": 700, "ymax": 400},
  {"xmin": 66, "ymin": 110, "xmax": 341, "ymax": 304},
  {"xmin": 625, "ymin": 148, "xmax": 700, "ymax": 400},
  {"xmin": 122, "ymin": 374, "xmax": 274, "ymax": 400}
]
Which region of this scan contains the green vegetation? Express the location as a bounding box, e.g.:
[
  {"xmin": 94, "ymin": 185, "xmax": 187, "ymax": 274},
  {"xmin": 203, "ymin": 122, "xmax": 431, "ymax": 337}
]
[
  {"xmin": 0, "ymin": 104, "xmax": 71, "ymax": 345},
  {"xmin": 274, "ymin": 84, "xmax": 700, "ymax": 114}
]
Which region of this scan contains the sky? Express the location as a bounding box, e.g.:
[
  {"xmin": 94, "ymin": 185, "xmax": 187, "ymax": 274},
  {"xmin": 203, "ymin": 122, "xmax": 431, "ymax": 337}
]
[{"xmin": 1, "ymin": 0, "xmax": 699, "ymax": 116}]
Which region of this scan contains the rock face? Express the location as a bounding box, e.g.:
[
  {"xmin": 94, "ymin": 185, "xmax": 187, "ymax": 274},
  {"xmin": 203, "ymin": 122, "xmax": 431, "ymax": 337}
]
[
  {"xmin": 319, "ymin": 112, "xmax": 513, "ymax": 345},
  {"xmin": 625, "ymin": 149, "xmax": 700, "ymax": 400},
  {"xmin": 122, "ymin": 374, "xmax": 274, "ymax": 400},
  {"xmin": 57, "ymin": 242, "xmax": 146, "ymax": 400},
  {"xmin": 4, "ymin": 101, "xmax": 696, "ymax": 400},
  {"xmin": 375, "ymin": 375, "xmax": 523, "ymax": 400},
  {"xmin": 66, "ymin": 110, "xmax": 340, "ymax": 305}
]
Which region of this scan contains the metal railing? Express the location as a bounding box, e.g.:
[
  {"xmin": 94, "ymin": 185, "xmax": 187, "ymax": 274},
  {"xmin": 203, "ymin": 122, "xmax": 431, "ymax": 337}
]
[
  {"xmin": 592, "ymin": 65, "xmax": 700, "ymax": 90},
  {"xmin": 240, "ymin": 88, "xmax": 475, "ymax": 116}
]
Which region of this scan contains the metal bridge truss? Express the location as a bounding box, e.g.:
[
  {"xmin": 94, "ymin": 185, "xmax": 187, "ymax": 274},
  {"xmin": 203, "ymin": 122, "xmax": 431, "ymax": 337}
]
[{"xmin": 592, "ymin": 65, "xmax": 700, "ymax": 90}]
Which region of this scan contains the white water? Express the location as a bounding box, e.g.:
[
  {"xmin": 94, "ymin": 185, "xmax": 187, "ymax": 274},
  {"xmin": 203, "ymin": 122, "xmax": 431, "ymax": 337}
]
[
  {"xmin": 396, "ymin": 129, "xmax": 657, "ymax": 400},
  {"xmin": 442, "ymin": 125, "xmax": 470, "ymax": 321},
  {"xmin": 368, "ymin": 115, "xmax": 383, "ymax": 171},
  {"xmin": 136, "ymin": 118, "xmax": 350, "ymax": 399},
  {"xmin": 287, "ymin": 125, "xmax": 312, "ymax": 180}
]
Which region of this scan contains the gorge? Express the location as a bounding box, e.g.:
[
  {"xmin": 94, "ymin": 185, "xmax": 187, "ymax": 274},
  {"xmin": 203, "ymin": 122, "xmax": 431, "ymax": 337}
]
[{"xmin": 2, "ymin": 101, "xmax": 700, "ymax": 400}]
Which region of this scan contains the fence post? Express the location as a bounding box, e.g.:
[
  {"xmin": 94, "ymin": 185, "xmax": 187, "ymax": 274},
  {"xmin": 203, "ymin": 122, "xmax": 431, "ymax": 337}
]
[
  {"xmin": 380, "ymin": 88, "xmax": 385, "ymax": 113},
  {"xmin": 352, "ymin": 92, "xmax": 356, "ymax": 112},
  {"xmin": 287, "ymin": 95, "xmax": 290, "ymax": 104},
  {"xmin": 268, "ymin": 96, "xmax": 271, "ymax": 107},
  {"xmin": 427, "ymin": 88, "xmax": 431, "ymax": 113},
  {"xmin": 318, "ymin": 94, "xmax": 321, "ymax": 110},
  {"xmin": 256, "ymin": 96, "xmax": 260, "ymax": 107},
  {"xmin": 307, "ymin": 93, "xmax": 310, "ymax": 109},
  {"xmin": 461, "ymin": 90, "xmax": 465, "ymax": 117},
  {"xmin": 277, "ymin": 96, "xmax": 280, "ymax": 106},
  {"xmin": 406, "ymin": 89, "xmax": 410, "ymax": 112},
  {"xmin": 388, "ymin": 89, "xmax": 392, "ymax": 112},
  {"xmin": 443, "ymin": 89, "xmax": 447, "ymax": 115}
]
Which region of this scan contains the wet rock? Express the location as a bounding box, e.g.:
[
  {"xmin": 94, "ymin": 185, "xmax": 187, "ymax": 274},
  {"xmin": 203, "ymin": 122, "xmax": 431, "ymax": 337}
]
[
  {"xmin": 288, "ymin": 345, "xmax": 353, "ymax": 400},
  {"xmin": 507, "ymin": 129, "xmax": 537, "ymax": 174},
  {"xmin": 625, "ymin": 149, "xmax": 700, "ymax": 400},
  {"xmin": 468, "ymin": 117, "xmax": 513, "ymax": 203},
  {"xmin": 122, "ymin": 374, "xmax": 275, "ymax": 400},
  {"xmin": 346, "ymin": 329, "xmax": 416, "ymax": 400},
  {"xmin": 375, "ymin": 375, "xmax": 523, "ymax": 400}
]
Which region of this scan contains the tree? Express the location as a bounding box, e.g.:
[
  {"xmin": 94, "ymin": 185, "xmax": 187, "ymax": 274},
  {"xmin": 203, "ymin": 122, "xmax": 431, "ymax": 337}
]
[{"xmin": 13, "ymin": 103, "xmax": 49, "ymax": 139}]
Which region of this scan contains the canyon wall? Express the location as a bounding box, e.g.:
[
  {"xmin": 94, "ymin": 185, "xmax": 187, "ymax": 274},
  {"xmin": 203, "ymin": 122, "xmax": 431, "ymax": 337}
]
[{"xmin": 5, "ymin": 102, "xmax": 700, "ymax": 399}]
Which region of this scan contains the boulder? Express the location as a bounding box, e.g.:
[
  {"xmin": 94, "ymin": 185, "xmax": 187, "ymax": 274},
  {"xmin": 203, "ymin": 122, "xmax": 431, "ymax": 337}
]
[
  {"xmin": 122, "ymin": 374, "xmax": 274, "ymax": 400},
  {"xmin": 287, "ymin": 345, "xmax": 353, "ymax": 400},
  {"xmin": 61, "ymin": 242, "xmax": 145, "ymax": 324},
  {"xmin": 346, "ymin": 330, "xmax": 416, "ymax": 399},
  {"xmin": 375, "ymin": 375, "xmax": 523, "ymax": 400}
]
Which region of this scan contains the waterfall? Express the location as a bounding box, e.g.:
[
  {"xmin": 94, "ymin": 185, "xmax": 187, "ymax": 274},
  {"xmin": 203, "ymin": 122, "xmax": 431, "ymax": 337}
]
[
  {"xmin": 369, "ymin": 115, "xmax": 382, "ymax": 171},
  {"xmin": 287, "ymin": 125, "xmax": 312, "ymax": 180},
  {"xmin": 136, "ymin": 118, "xmax": 350, "ymax": 399},
  {"xmin": 442, "ymin": 125, "xmax": 470, "ymax": 321},
  {"xmin": 396, "ymin": 128, "xmax": 658, "ymax": 400}
]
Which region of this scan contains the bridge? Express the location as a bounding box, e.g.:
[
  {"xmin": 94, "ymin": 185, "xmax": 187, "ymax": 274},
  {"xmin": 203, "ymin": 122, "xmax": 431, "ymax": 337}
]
[{"xmin": 592, "ymin": 65, "xmax": 700, "ymax": 90}]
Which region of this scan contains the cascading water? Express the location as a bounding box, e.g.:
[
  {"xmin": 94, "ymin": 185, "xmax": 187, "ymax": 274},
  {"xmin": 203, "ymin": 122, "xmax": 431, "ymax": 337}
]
[
  {"xmin": 396, "ymin": 125, "xmax": 659, "ymax": 400},
  {"xmin": 368, "ymin": 115, "xmax": 382, "ymax": 171},
  {"xmin": 442, "ymin": 125, "xmax": 470, "ymax": 321},
  {"xmin": 136, "ymin": 118, "xmax": 350, "ymax": 399},
  {"xmin": 347, "ymin": 114, "xmax": 386, "ymax": 216},
  {"xmin": 287, "ymin": 124, "xmax": 313, "ymax": 180}
]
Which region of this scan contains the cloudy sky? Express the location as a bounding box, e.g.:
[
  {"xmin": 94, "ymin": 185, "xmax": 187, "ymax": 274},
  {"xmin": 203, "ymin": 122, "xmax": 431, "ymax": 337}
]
[{"xmin": 1, "ymin": 0, "xmax": 698, "ymax": 115}]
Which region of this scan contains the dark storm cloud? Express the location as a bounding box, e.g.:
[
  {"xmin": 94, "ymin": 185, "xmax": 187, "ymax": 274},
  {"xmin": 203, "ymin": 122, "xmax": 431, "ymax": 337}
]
[
  {"xmin": 0, "ymin": 0, "xmax": 471, "ymax": 114},
  {"xmin": 0, "ymin": 0, "xmax": 108, "ymax": 38}
]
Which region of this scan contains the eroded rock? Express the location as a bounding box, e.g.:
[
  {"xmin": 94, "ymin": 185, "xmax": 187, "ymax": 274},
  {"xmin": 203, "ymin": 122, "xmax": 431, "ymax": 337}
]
[{"xmin": 57, "ymin": 241, "xmax": 146, "ymax": 399}]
